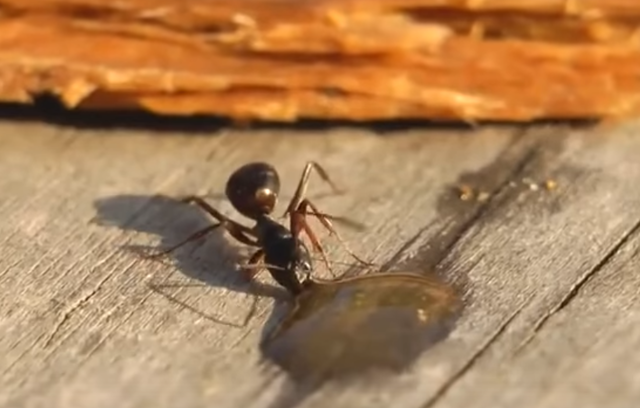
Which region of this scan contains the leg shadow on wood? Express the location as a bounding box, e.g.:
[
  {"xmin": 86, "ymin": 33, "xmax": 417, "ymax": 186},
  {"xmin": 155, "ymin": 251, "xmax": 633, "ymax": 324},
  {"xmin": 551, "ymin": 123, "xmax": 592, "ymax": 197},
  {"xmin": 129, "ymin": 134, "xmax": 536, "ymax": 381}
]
[{"xmin": 92, "ymin": 194, "xmax": 286, "ymax": 327}]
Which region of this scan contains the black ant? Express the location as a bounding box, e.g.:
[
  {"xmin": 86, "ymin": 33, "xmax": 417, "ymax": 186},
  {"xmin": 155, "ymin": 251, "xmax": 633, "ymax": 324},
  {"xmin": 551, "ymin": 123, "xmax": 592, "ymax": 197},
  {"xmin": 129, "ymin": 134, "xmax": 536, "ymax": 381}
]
[{"xmin": 143, "ymin": 161, "xmax": 373, "ymax": 297}]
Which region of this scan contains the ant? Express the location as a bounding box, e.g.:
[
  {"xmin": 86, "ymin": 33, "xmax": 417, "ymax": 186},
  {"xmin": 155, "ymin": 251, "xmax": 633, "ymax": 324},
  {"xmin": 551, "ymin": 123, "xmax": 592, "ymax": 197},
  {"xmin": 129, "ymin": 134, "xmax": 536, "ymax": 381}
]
[{"xmin": 143, "ymin": 161, "xmax": 373, "ymax": 297}]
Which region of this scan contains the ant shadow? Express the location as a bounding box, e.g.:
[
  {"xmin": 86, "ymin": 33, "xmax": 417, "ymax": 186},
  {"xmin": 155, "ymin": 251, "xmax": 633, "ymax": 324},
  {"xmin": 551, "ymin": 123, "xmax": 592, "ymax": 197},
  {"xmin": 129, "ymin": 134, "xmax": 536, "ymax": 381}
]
[
  {"xmin": 92, "ymin": 193, "xmax": 289, "ymax": 328},
  {"xmin": 91, "ymin": 190, "xmax": 349, "ymax": 329}
]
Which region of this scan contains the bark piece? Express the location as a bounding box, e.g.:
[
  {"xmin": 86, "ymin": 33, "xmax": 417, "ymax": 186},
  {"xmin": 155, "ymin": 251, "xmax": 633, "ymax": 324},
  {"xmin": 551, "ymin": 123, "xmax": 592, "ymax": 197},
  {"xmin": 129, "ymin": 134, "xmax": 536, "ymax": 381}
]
[{"xmin": 1, "ymin": 0, "xmax": 640, "ymax": 122}]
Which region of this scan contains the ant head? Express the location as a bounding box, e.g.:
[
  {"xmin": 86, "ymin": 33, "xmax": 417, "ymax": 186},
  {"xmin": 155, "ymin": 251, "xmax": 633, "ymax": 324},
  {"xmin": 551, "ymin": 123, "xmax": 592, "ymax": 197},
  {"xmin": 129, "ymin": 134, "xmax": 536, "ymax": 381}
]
[{"xmin": 225, "ymin": 162, "xmax": 281, "ymax": 219}]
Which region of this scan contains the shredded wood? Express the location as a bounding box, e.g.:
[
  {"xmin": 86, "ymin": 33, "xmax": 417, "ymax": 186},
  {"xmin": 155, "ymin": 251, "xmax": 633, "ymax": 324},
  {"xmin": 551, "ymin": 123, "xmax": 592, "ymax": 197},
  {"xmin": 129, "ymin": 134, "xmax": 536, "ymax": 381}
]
[{"xmin": 1, "ymin": 0, "xmax": 640, "ymax": 122}]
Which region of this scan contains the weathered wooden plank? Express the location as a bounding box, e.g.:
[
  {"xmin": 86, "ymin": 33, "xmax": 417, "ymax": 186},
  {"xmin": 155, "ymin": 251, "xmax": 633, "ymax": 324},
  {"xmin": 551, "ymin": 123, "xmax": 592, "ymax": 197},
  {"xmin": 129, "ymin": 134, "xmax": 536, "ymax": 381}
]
[
  {"xmin": 2, "ymin": 113, "xmax": 639, "ymax": 408},
  {"xmin": 0, "ymin": 116, "xmax": 524, "ymax": 408},
  {"xmin": 512, "ymin": 228, "xmax": 640, "ymax": 408},
  {"xmin": 370, "ymin": 122, "xmax": 640, "ymax": 408}
]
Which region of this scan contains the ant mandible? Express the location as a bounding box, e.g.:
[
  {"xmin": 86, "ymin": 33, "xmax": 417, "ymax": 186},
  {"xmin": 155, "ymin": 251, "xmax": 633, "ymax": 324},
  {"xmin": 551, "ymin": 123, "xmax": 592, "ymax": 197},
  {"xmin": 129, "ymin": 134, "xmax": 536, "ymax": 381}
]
[{"xmin": 145, "ymin": 161, "xmax": 372, "ymax": 296}]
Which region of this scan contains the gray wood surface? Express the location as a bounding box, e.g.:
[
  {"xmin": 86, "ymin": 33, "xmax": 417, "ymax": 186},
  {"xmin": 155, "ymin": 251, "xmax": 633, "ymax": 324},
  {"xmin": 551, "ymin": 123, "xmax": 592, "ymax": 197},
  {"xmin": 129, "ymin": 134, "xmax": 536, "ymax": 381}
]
[{"xmin": 1, "ymin": 112, "xmax": 640, "ymax": 408}]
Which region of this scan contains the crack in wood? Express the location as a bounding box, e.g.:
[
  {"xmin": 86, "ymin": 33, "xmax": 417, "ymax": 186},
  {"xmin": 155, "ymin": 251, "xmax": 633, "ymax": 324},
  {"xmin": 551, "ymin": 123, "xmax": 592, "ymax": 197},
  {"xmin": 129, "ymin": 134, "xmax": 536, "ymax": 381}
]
[
  {"xmin": 421, "ymin": 293, "xmax": 534, "ymax": 408},
  {"xmin": 380, "ymin": 128, "xmax": 541, "ymax": 277},
  {"xmin": 42, "ymin": 270, "xmax": 114, "ymax": 348},
  {"xmin": 434, "ymin": 147, "xmax": 539, "ymax": 272},
  {"xmin": 71, "ymin": 260, "xmax": 155, "ymax": 364},
  {"xmin": 6, "ymin": 259, "xmax": 155, "ymax": 397},
  {"xmin": 45, "ymin": 259, "xmax": 144, "ymax": 356},
  {"xmin": 40, "ymin": 243, "xmax": 136, "ymax": 351},
  {"xmin": 376, "ymin": 221, "xmax": 432, "ymax": 273},
  {"xmin": 513, "ymin": 216, "xmax": 640, "ymax": 354},
  {"xmin": 0, "ymin": 234, "xmax": 121, "ymax": 374}
]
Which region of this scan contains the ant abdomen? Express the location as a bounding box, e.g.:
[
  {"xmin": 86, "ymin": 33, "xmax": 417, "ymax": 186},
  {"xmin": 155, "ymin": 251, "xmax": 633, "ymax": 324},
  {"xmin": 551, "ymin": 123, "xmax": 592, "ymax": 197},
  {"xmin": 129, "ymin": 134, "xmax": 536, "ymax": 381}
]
[{"xmin": 225, "ymin": 162, "xmax": 281, "ymax": 219}]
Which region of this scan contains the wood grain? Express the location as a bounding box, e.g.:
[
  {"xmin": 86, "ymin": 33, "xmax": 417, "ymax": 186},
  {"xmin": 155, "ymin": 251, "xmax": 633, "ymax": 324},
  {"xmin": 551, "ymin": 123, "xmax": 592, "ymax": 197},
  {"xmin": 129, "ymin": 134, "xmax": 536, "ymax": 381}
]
[{"xmin": 0, "ymin": 111, "xmax": 638, "ymax": 408}]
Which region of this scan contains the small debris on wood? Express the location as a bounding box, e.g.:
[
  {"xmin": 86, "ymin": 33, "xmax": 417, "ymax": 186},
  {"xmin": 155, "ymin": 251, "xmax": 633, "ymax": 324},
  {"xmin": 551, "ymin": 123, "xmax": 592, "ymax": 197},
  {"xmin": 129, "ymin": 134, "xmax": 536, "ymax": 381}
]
[
  {"xmin": 544, "ymin": 179, "xmax": 559, "ymax": 191},
  {"xmin": 457, "ymin": 184, "xmax": 475, "ymax": 201},
  {"xmin": 455, "ymin": 184, "xmax": 490, "ymax": 202},
  {"xmin": 457, "ymin": 177, "xmax": 557, "ymax": 203}
]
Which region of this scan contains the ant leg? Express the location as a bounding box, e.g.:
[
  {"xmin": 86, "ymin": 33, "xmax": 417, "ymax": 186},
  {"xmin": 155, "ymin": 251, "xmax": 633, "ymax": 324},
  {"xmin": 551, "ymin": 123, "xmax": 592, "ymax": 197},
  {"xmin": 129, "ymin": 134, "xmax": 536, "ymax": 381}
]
[
  {"xmin": 239, "ymin": 249, "xmax": 265, "ymax": 281},
  {"xmin": 297, "ymin": 199, "xmax": 373, "ymax": 267},
  {"xmin": 290, "ymin": 210, "xmax": 336, "ymax": 278},
  {"xmin": 282, "ymin": 161, "xmax": 343, "ymax": 218},
  {"xmin": 142, "ymin": 223, "xmax": 223, "ymax": 259},
  {"xmin": 239, "ymin": 249, "xmax": 265, "ymax": 327},
  {"xmin": 297, "ymin": 208, "xmax": 367, "ymax": 231},
  {"xmin": 177, "ymin": 195, "xmax": 258, "ymax": 247}
]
